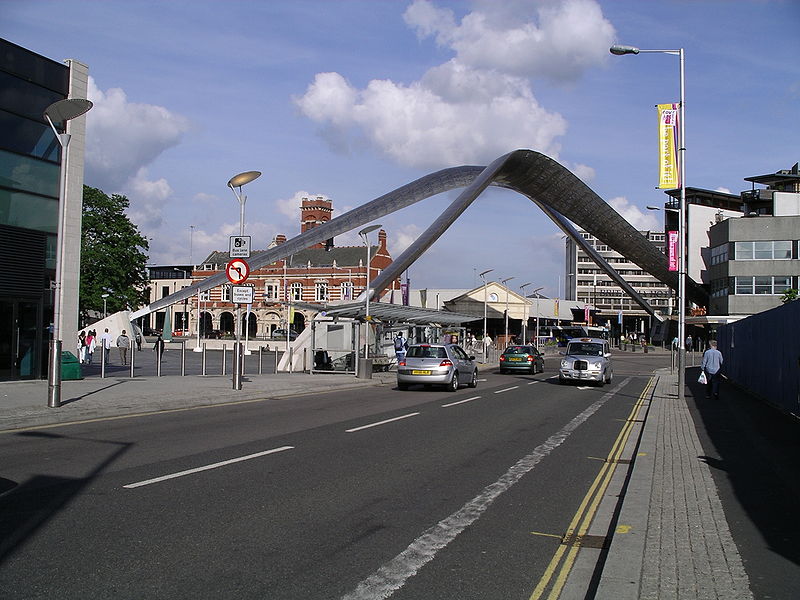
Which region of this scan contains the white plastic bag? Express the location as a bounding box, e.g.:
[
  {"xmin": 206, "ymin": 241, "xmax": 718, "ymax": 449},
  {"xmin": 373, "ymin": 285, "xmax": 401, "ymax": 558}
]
[{"xmin": 698, "ymin": 371, "xmax": 707, "ymax": 385}]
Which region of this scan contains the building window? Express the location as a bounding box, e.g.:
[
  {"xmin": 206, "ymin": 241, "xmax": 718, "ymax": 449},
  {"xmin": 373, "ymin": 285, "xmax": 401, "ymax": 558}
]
[
  {"xmin": 161, "ymin": 285, "xmax": 170, "ymax": 298},
  {"xmin": 340, "ymin": 281, "xmax": 354, "ymax": 300},
  {"xmin": 734, "ymin": 276, "xmax": 792, "ymax": 295},
  {"xmin": 710, "ymin": 244, "xmax": 728, "ymax": 265},
  {"xmin": 265, "ymin": 283, "xmax": 278, "ymax": 300},
  {"xmin": 200, "ymin": 290, "xmax": 210, "ymax": 301},
  {"xmin": 315, "ymin": 282, "xmax": 328, "ymax": 301},
  {"xmin": 290, "ymin": 282, "xmax": 302, "ymax": 301},
  {"xmin": 221, "ymin": 286, "xmax": 231, "ymax": 302},
  {"xmin": 734, "ymin": 240, "xmax": 792, "ymax": 260}
]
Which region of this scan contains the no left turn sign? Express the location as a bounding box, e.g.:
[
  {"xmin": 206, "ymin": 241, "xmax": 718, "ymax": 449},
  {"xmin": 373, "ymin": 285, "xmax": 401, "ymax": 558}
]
[{"xmin": 226, "ymin": 259, "xmax": 250, "ymax": 284}]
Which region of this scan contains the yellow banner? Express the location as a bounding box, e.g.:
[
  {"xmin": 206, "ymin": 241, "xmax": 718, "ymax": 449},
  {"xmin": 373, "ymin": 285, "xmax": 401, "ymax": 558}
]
[{"xmin": 657, "ymin": 103, "xmax": 679, "ymax": 189}]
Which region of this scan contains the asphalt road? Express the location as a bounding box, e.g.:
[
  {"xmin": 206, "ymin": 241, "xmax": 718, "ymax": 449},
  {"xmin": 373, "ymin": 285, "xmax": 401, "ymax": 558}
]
[{"xmin": 1, "ymin": 354, "xmax": 663, "ymax": 599}]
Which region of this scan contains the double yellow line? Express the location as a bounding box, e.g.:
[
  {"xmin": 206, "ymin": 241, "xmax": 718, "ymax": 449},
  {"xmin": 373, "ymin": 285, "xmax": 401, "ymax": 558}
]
[{"xmin": 529, "ymin": 376, "xmax": 655, "ymax": 600}]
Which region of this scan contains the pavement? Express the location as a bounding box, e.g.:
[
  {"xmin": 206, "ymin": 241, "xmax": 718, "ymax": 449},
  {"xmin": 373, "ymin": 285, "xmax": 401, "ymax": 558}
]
[{"xmin": 0, "ymin": 355, "xmax": 757, "ymax": 598}]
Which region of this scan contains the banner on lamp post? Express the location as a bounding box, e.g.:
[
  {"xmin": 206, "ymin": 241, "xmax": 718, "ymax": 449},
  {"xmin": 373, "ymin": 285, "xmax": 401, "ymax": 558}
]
[
  {"xmin": 668, "ymin": 230, "xmax": 679, "ymax": 272},
  {"xmin": 657, "ymin": 103, "xmax": 680, "ymax": 189}
]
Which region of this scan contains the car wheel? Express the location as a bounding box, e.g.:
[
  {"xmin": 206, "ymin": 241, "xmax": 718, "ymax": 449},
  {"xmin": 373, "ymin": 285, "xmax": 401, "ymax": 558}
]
[
  {"xmin": 559, "ymin": 376, "xmax": 567, "ymax": 385},
  {"xmin": 447, "ymin": 371, "xmax": 459, "ymax": 392},
  {"xmin": 597, "ymin": 372, "xmax": 606, "ymax": 387},
  {"xmin": 468, "ymin": 370, "xmax": 478, "ymax": 388},
  {"xmin": 606, "ymin": 370, "xmax": 613, "ymax": 384},
  {"xmin": 397, "ymin": 382, "xmax": 409, "ymax": 391}
]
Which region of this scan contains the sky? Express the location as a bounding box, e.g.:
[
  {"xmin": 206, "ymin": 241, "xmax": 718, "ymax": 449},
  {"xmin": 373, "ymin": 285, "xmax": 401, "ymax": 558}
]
[{"xmin": 4, "ymin": 0, "xmax": 799, "ymax": 297}]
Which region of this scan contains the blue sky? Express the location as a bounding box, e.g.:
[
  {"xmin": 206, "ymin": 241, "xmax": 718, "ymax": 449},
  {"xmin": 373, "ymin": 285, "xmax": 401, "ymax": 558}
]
[{"xmin": 4, "ymin": 0, "xmax": 799, "ymax": 296}]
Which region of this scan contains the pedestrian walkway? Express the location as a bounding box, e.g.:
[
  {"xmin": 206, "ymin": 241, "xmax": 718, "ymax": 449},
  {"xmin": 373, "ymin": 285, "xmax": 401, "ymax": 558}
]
[{"xmin": 596, "ymin": 367, "xmax": 753, "ymax": 599}]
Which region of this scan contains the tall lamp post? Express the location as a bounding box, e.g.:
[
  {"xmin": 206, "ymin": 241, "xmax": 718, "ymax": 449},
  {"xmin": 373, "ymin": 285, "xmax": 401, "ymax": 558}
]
[
  {"xmin": 479, "ymin": 269, "xmax": 493, "ymax": 343},
  {"xmin": 533, "ymin": 286, "xmax": 544, "ymax": 349},
  {"xmin": 611, "ymin": 43, "xmax": 687, "ymax": 397},
  {"xmin": 501, "ymin": 276, "xmax": 515, "ymax": 347},
  {"xmin": 359, "ymin": 224, "xmax": 382, "ymax": 361},
  {"xmin": 227, "ymin": 170, "xmax": 261, "ymax": 389},
  {"xmin": 44, "ymin": 98, "xmax": 93, "ymax": 409},
  {"xmin": 101, "ymin": 293, "xmax": 109, "ymax": 318},
  {"xmin": 520, "ymin": 282, "xmax": 533, "ymax": 343}
]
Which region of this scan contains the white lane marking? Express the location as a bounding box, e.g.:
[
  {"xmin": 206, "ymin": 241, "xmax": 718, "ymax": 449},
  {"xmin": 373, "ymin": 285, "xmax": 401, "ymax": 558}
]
[
  {"xmin": 527, "ymin": 381, "xmax": 539, "ymax": 385},
  {"xmin": 123, "ymin": 446, "xmax": 294, "ymax": 489},
  {"xmin": 494, "ymin": 386, "xmax": 518, "ymax": 394},
  {"xmin": 477, "ymin": 378, "xmax": 488, "ymax": 382},
  {"xmin": 341, "ymin": 379, "xmax": 631, "ymax": 600},
  {"xmin": 346, "ymin": 413, "xmax": 420, "ymax": 433},
  {"xmin": 442, "ymin": 396, "xmax": 481, "ymax": 408}
]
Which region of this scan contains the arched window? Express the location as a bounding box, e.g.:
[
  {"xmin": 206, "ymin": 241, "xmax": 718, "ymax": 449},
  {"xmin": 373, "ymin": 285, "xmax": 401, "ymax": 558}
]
[
  {"xmin": 340, "ymin": 281, "xmax": 354, "ymax": 300},
  {"xmin": 315, "ymin": 282, "xmax": 328, "ymax": 301}
]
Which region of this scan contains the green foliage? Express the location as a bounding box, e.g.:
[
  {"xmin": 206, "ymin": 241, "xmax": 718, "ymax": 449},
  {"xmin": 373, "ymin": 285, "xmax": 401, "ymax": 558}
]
[
  {"xmin": 780, "ymin": 288, "xmax": 799, "ymax": 304},
  {"xmin": 80, "ymin": 186, "xmax": 150, "ymax": 322}
]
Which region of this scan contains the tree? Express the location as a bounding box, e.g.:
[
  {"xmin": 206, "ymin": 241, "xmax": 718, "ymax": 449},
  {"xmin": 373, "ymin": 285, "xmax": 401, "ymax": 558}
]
[
  {"xmin": 80, "ymin": 186, "xmax": 150, "ymax": 323},
  {"xmin": 780, "ymin": 288, "xmax": 798, "ymax": 304}
]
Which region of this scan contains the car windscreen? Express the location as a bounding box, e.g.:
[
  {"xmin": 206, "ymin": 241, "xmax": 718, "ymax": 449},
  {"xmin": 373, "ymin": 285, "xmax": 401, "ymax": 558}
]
[
  {"xmin": 566, "ymin": 343, "xmax": 604, "ymax": 356},
  {"xmin": 407, "ymin": 346, "xmax": 447, "ymax": 359}
]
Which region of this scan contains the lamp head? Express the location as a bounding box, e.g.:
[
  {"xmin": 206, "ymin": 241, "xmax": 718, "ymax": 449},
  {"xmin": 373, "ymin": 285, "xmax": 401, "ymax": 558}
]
[
  {"xmin": 44, "ymin": 98, "xmax": 93, "ymax": 123},
  {"xmin": 479, "ymin": 269, "xmax": 494, "ymax": 277},
  {"xmin": 227, "ymin": 171, "xmax": 261, "ymax": 189},
  {"xmin": 610, "ymin": 44, "xmax": 639, "ymax": 55},
  {"xmin": 358, "ymin": 224, "xmax": 382, "ymax": 237}
]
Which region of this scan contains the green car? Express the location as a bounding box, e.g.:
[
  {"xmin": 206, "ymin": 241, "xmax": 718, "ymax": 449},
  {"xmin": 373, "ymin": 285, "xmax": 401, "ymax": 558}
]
[{"xmin": 499, "ymin": 345, "xmax": 544, "ymax": 374}]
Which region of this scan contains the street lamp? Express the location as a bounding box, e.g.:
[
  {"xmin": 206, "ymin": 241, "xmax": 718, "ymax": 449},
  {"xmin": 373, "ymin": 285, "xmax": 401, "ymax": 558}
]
[
  {"xmin": 227, "ymin": 170, "xmax": 261, "ymax": 389},
  {"xmin": 101, "ymin": 293, "xmax": 109, "ymax": 318},
  {"xmin": 479, "ymin": 269, "xmax": 493, "ymax": 343},
  {"xmin": 520, "ymin": 282, "xmax": 533, "ymax": 343},
  {"xmin": 501, "ymin": 276, "xmax": 515, "ymax": 347},
  {"xmin": 611, "ymin": 43, "xmax": 687, "ymax": 397},
  {"xmin": 359, "ymin": 224, "xmax": 382, "ymax": 360},
  {"xmin": 44, "ymin": 97, "xmax": 93, "ymax": 409},
  {"xmin": 532, "ymin": 287, "xmax": 544, "ymax": 349}
]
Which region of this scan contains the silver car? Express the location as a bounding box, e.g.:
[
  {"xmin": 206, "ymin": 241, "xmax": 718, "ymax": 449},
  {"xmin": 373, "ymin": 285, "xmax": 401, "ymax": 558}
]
[
  {"xmin": 397, "ymin": 343, "xmax": 478, "ymax": 391},
  {"xmin": 559, "ymin": 338, "xmax": 613, "ymax": 386}
]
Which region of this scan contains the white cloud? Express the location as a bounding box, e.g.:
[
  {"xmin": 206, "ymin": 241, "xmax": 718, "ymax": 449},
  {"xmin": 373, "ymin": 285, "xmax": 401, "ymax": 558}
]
[
  {"xmin": 85, "ymin": 77, "xmax": 191, "ymax": 190},
  {"xmin": 295, "ymin": 0, "xmax": 614, "ymax": 170},
  {"xmin": 715, "ymin": 186, "xmax": 732, "ymax": 194},
  {"xmin": 390, "ymin": 223, "xmax": 424, "ymax": 255},
  {"xmin": 607, "ymin": 196, "xmax": 660, "ymax": 231},
  {"xmin": 569, "ymin": 163, "xmax": 596, "ymax": 184},
  {"xmin": 122, "ymin": 167, "xmax": 172, "ymax": 229}
]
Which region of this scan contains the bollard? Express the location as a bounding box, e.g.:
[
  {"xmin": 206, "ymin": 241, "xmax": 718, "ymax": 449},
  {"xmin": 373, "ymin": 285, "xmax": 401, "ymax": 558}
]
[
  {"xmin": 258, "ymin": 346, "xmax": 263, "ymax": 375},
  {"xmin": 241, "ymin": 344, "xmax": 246, "ymax": 376},
  {"xmin": 101, "ymin": 342, "xmax": 106, "ymax": 379},
  {"xmin": 275, "ymin": 348, "xmax": 279, "ymax": 374},
  {"xmin": 289, "ymin": 346, "xmax": 294, "ymax": 374},
  {"xmin": 222, "ymin": 344, "xmax": 227, "ymax": 375},
  {"xmin": 156, "ymin": 349, "xmax": 162, "ymax": 377},
  {"xmin": 232, "ymin": 342, "xmax": 242, "ymax": 390},
  {"xmin": 201, "ymin": 343, "xmax": 207, "ymax": 376},
  {"xmin": 180, "ymin": 341, "xmax": 186, "ymax": 376},
  {"xmin": 129, "ymin": 341, "xmax": 135, "ymax": 378}
]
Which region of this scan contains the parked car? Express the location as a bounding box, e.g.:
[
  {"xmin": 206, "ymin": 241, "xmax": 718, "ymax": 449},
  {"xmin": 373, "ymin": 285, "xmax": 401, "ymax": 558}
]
[
  {"xmin": 397, "ymin": 343, "xmax": 478, "ymax": 391},
  {"xmin": 499, "ymin": 345, "xmax": 544, "ymax": 374},
  {"xmin": 272, "ymin": 328, "xmax": 298, "ymax": 340},
  {"xmin": 559, "ymin": 337, "xmax": 613, "ymax": 386},
  {"xmin": 142, "ymin": 326, "xmax": 161, "ymax": 336}
]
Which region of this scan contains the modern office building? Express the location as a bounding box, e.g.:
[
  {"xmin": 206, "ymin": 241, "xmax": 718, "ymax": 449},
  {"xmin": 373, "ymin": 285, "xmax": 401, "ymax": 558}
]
[
  {"xmin": 707, "ymin": 163, "xmax": 800, "ymax": 316},
  {"xmin": 565, "ymin": 229, "xmax": 673, "ymax": 336},
  {"xmin": 0, "ymin": 39, "xmax": 89, "ymax": 380}
]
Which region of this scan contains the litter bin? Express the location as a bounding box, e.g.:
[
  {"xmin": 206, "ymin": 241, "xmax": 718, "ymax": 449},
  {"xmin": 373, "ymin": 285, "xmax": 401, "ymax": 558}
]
[
  {"xmin": 61, "ymin": 351, "xmax": 83, "ymax": 380},
  {"xmin": 357, "ymin": 358, "xmax": 373, "ymax": 379}
]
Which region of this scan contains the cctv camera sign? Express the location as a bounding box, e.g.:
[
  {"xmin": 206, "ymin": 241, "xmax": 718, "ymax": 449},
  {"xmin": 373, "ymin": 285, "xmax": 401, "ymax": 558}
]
[{"xmin": 229, "ymin": 236, "xmax": 251, "ymax": 258}]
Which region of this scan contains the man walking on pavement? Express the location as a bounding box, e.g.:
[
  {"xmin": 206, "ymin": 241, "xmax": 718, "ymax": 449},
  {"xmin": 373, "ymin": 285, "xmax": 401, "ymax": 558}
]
[
  {"xmin": 116, "ymin": 329, "xmax": 131, "ymax": 366},
  {"xmin": 701, "ymin": 339, "xmax": 724, "ymax": 399},
  {"xmin": 100, "ymin": 328, "xmax": 114, "ymax": 364}
]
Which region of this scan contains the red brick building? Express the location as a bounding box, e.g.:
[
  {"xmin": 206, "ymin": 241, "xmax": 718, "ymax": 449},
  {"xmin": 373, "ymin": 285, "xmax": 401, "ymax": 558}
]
[{"xmin": 189, "ymin": 196, "xmax": 398, "ymax": 337}]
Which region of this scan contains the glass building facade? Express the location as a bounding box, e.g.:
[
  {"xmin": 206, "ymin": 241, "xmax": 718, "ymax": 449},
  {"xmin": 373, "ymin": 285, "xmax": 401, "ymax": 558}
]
[{"xmin": 0, "ymin": 39, "xmax": 70, "ymax": 380}]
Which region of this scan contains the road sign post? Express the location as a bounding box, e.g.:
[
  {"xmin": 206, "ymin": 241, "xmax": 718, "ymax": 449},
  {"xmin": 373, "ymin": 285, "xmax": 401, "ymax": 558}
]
[{"xmin": 226, "ymin": 259, "xmax": 251, "ymax": 390}]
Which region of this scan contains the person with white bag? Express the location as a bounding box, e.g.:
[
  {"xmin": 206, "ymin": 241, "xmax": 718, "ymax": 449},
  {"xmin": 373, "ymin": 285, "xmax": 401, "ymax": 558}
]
[{"xmin": 701, "ymin": 340, "xmax": 724, "ymax": 399}]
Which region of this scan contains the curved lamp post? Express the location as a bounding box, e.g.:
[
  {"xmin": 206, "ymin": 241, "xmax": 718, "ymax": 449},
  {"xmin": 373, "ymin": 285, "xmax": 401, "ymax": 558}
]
[
  {"xmin": 359, "ymin": 224, "xmax": 382, "ymax": 361},
  {"xmin": 479, "ymin": 269, "xmax": 493, "ymax": 343},
  {"xmin": 519, "ymin": 282, "xmax": 533, "ymax": 343},
  {"xmin": 226, "ymin": 170, "xmax": 261, "ymax": 388},
  {"xmin": 611, "ymin": 43, "xmax": 687, "ymax": 397},
  {"xmin": 45, "ymin": 98, "xmax": 93, "ymax": 409}
]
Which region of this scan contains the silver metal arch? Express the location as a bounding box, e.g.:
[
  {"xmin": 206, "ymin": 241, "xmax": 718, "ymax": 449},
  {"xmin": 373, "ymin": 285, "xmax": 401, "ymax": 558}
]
[{"xmin": 131, "ymin": 149, "xmax": 706, "ymax": 320}]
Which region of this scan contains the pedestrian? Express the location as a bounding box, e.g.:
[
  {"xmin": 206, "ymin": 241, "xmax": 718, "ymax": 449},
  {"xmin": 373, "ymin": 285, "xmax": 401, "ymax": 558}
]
[
  {"xmin": 135, "ymin": 329, "xmax": 142, "ymax": 351},
  {"xmin": 116, "ymin": 329, "xmax": 131, "ymax": 366},
  {"xmin": 77, "ymin": 330, "xmax": 87, "ymax": 364},
  {"xmin": 701, "ymin": 340, "xmax": 724, "ymax": 399},
  {"xmin": 393, "ymin": 332, "xmax": 408, "ymax": 362},
  {"xmin": 153, "ymin": 333, "xmax": 165, "ymax": 361},
  {"xmin": 85, "ymin": 330, "xmax": 96, "ymax": 365},
  {"xmin": 100, "ymin": 328, "xmax": 114, "ymax": 363},
  {"xmin": 686, "ymin": 335, "xmax": 693, "ymax": 353}
]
